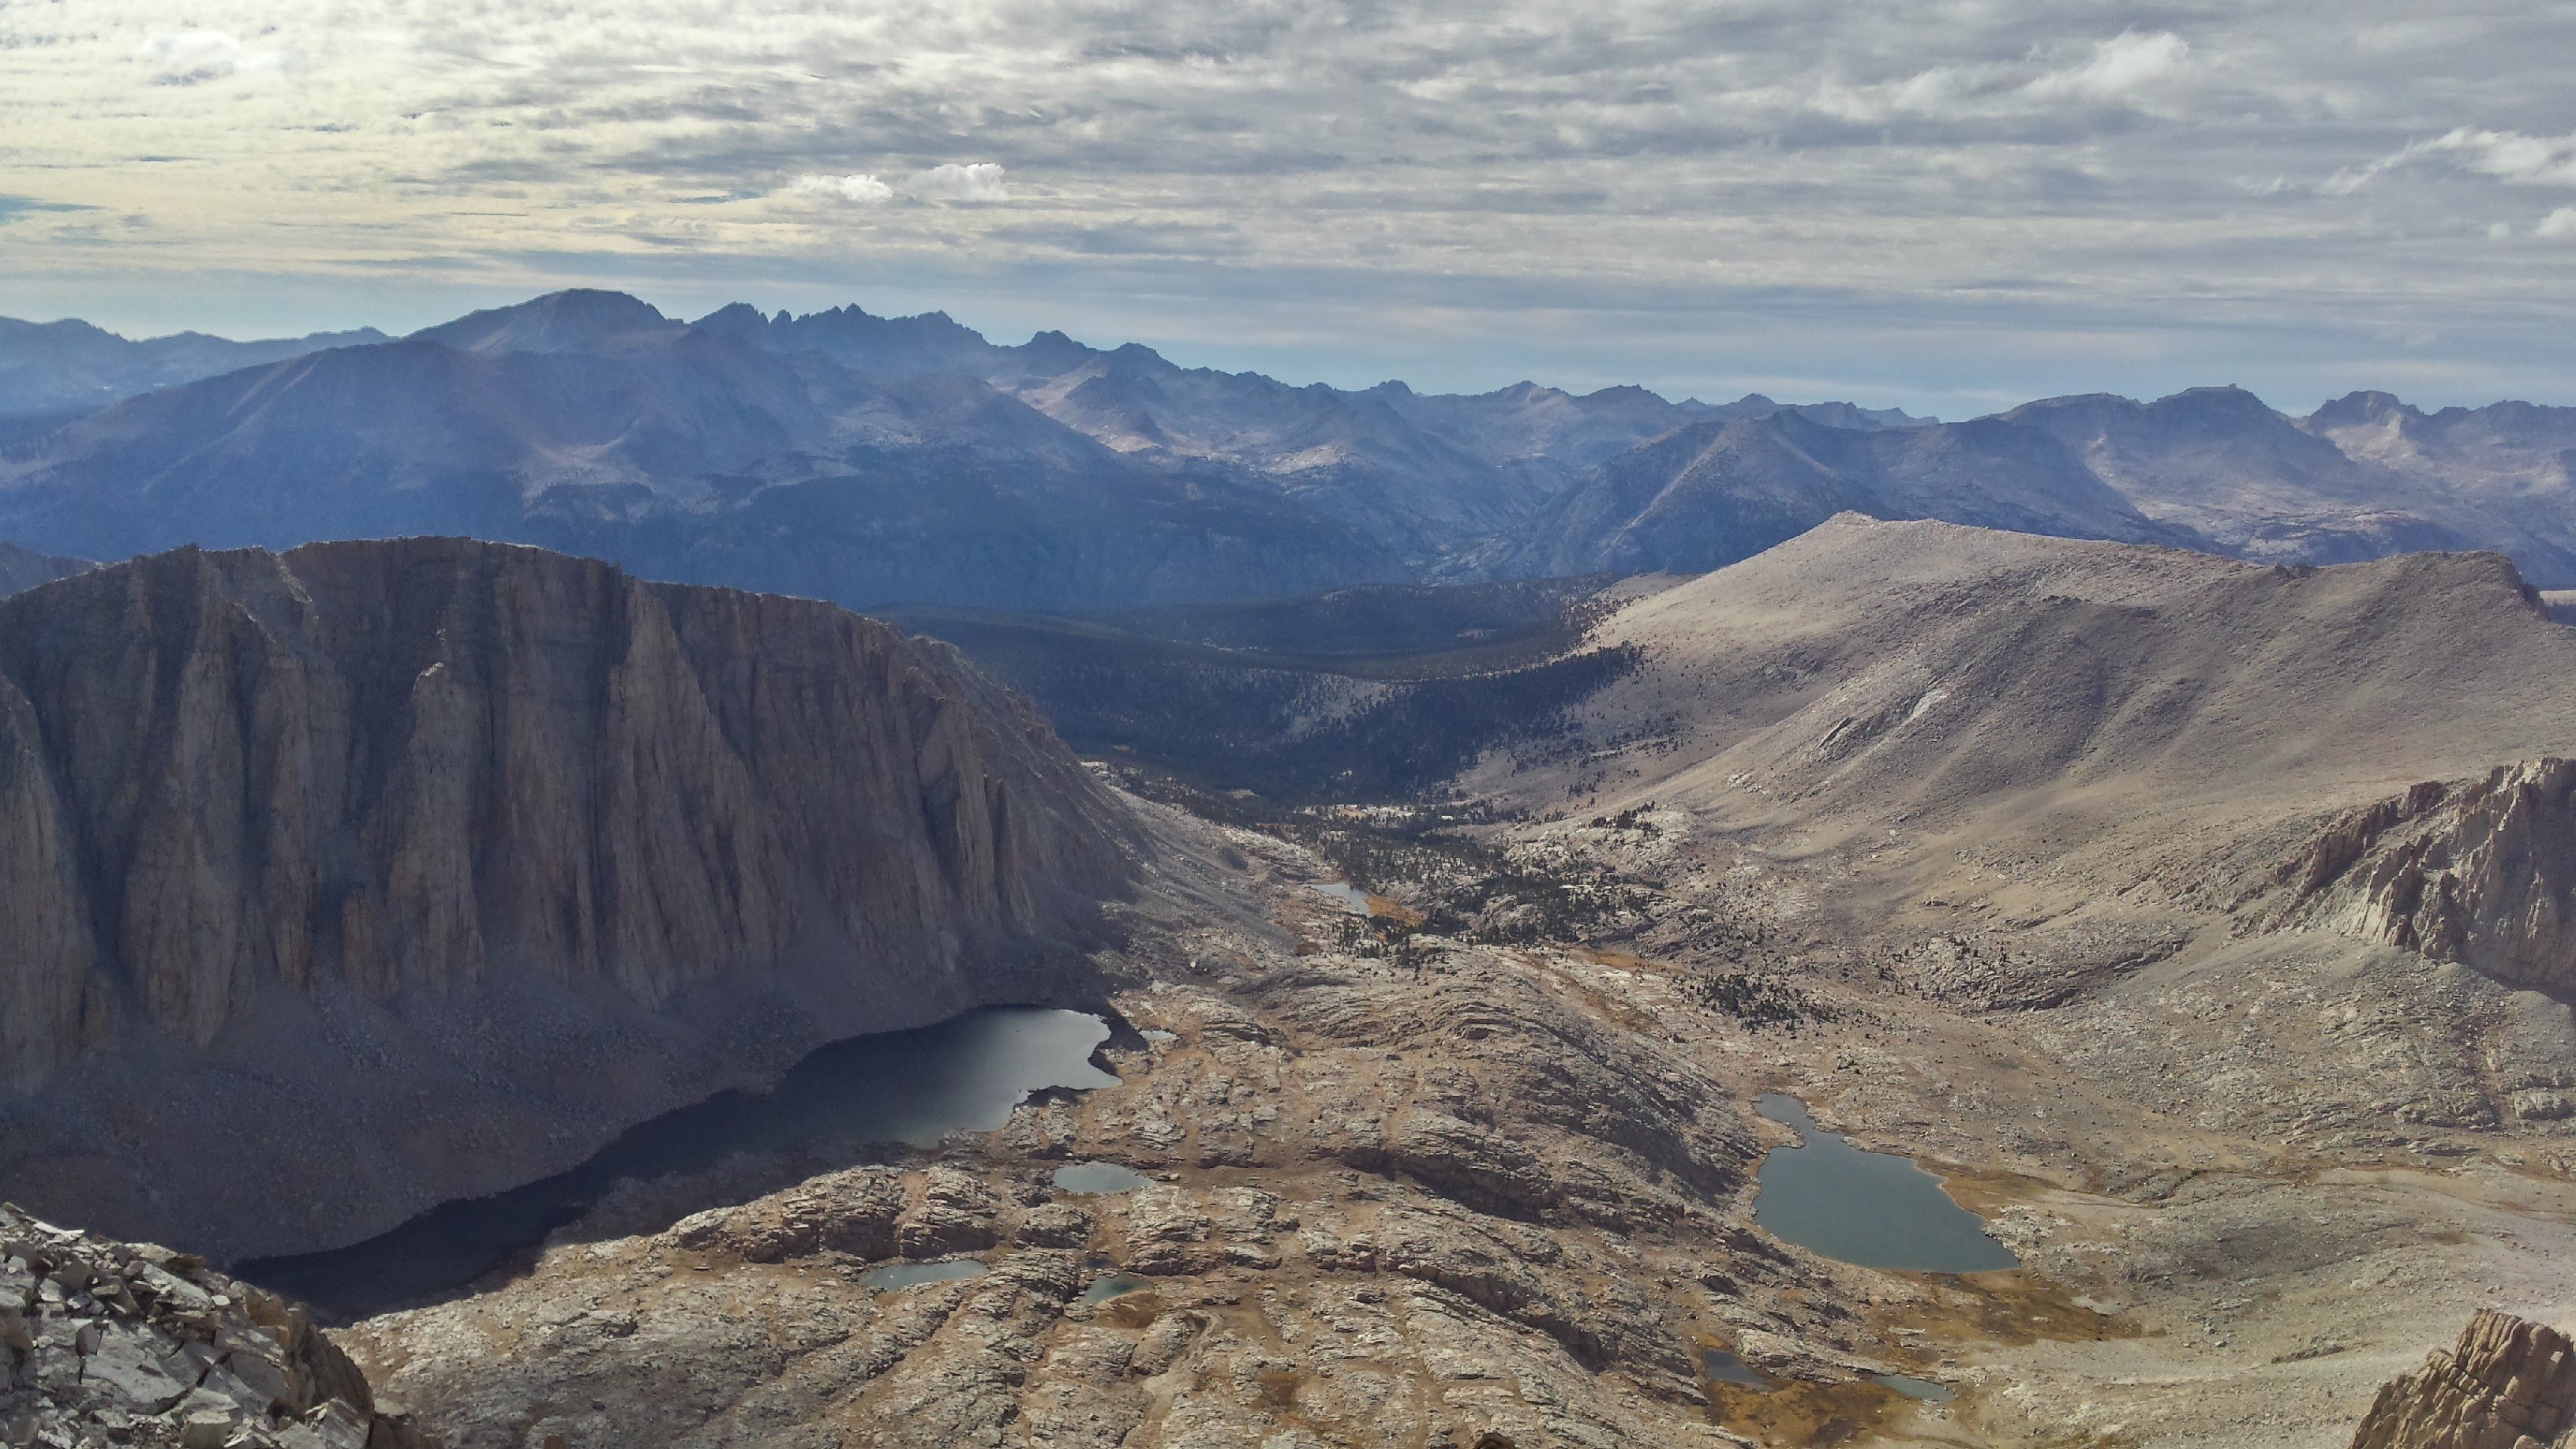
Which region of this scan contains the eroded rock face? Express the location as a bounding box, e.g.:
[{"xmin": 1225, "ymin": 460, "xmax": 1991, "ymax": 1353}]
[
  {"xmin": 0, "ymin": 538, "xmax": 1135, "ymax": 1260},
  {"xmin": 2349, "ymin": 1310, "xmax": 2576, "ymax": 1449},
  {"xmin": 2285, "ymin": 761, "xmax": 2576, "ymax": 994},
  {"xmin": 0, "ymin": 1203, "xmax": 432, "ymax": 1449}
]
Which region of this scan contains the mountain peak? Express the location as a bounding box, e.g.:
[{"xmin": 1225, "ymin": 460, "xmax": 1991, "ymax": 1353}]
[
  {"xmin": 408, "ymin": 288, "xmax": 677, "ymax": 356},
  {"xmin": 2307, "ymin": 389, "xmax": 2422, "ymax": 430}
]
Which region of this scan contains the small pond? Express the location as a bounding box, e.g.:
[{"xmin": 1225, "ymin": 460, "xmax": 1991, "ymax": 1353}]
[
  {"xmin": 1052, "ymin": 1162, "xmax": 1155, "ymax": 1195},
  {"xmin": 859, "ymin": 1260, "xmax": 988, "ymax": 1290},
  {"xmin": 243, "ymin": 1006, "xmax": 1118, "ymax": 1320},
  {"xmin": 1750, "ymin": 1095, "xmax": 2019, "ymax": 1273},
  {"xmin": 1079, "ymin": 1272, "xmax": 1151, "ymax": 1307},
  {"xmin": 1872, "ymin": 1373, "xmax": 1956, "ymax": 1402},
  {"xmin": 1305, "ymin": 882, "xmax": 1373, "ymax": 915},
  {"xmin": 1701, "ymin": 1348, "xmax": 1772, "ymax": 1387}
]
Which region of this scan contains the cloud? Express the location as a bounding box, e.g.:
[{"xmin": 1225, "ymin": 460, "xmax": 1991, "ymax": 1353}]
[
  {"xmin": 139, "ymin": 29, "xmax": 294, "ymax": 86},
  {"xmin": 791, "ymin": 173, "xmax": 893, "ymax": 204},
  {"xmin": 2024, "ymin": 31, "xmax": 2191, "ymax": 104},
  {"xmin": 1803, "ymin": 30, "xmax": 2189, "ymax": 127},
  {"xmin": 0, "ymin": 195, "xmax": 98, "ymax": 225},
  {"xmin": 2338, "ymin": 129, "xmax": 2576, "ymax": 193},
  {"xmin": 783, "ymin": 167, "xmax": 1006, "ymax": 205},
  {"xmin": 912, "ymin": 163, "xmax": 1009, "ymax": 203},
  {"xmin": 8, "ymin": 0, "xmax": 2576, "ymax": 411},
  {"xmin": 2540, "ymin": 208, "xmax": 2576, "ymax": 241},
  {"xmin": 2428, "ymin": 129, "xmax": 2576, "ymax": 187}
]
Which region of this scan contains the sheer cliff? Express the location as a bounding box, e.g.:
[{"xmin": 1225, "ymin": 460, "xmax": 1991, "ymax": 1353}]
[{"xmin": 0, "ymin": 537, "xmax": 1138, "ymax": 1261}]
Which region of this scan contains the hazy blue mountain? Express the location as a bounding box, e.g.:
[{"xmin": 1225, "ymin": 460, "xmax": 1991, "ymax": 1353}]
[
  {"xmin": 2297, "ymin": 391, "xmax": 2576, "ymax": 583},
  {"xmin": 0, "ymin": 316, "xmax": 388, "ymax": 432},
  {"xmin": 8, "ymin": 287, "xmax": 2572, "ymax": 603},
  {"xmin": 0, "ymin": 539, "xmax": 87, "ymax": 596},
  {"xmin": 1467, "ymin": 408, "xmax": 2185, "ymax": 578},
  {"xmin": 0, "ymin": 290, "xmax": 1926, "ymax": 594},
  {"xmin": 685, "ymin": 300, "xmax": 1936, "ymax": 555},
  {"xmin": 1999, "ymin": 385, "xmax": 2576, "ymax": 584},
  {"xmin": 408, "ymin": 287, "xmax": 681, "ymax": 356},
  {"xmin": 0, "ymin": 300, "xmax": 1402, "ymax": 610}
]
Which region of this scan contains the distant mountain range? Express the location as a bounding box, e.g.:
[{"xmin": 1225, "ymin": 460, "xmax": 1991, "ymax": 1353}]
[
  {"xmin": 0, "ymin": 315, "xmax": 388, "ymax": 445},
  {"xmin": 0, "ymin": 288, "xmax": 2570, "ymax": 607}
]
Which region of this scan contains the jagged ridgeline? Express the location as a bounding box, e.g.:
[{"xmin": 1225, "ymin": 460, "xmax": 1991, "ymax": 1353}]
[{"xmin": 0, "ymin": 538, "xmax": 1136, "ymax": 1263}]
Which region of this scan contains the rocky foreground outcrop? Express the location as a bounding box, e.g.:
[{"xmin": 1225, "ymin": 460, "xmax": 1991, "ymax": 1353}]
[
  {"xmin": 0, "ymin": 538, "xmax": 1138, "ymax": 1261},
  {"xmin": 2, "ymin": 1203, "xmax": 430, "ymax": 1448},
  {"xmin": 2349, "ymin": 1310, "xmax": 2576, "ymax": 1449},
  {"xmin": 2283, "ymin": 761, "xmax": 2576, "ymax": 994}
]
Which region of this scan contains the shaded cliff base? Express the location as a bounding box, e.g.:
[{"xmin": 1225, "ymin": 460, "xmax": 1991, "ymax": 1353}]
[{"xmin": 0, "ymin": 904, "xmax": 1130, "ymax": 1270}]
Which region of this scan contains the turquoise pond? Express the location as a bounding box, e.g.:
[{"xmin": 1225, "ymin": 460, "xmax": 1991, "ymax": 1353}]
[
  {"xmin": 858, "ymin": 1260, "xmax": 988, "ymax": 1290},
  {"xmin": 1751, "ymin": 1094, "xmax": 2019, "ymax": 1273},
  {"xmin": 1079, "ymin": 1273, "xmax": 1152, "ymax": 1307}
]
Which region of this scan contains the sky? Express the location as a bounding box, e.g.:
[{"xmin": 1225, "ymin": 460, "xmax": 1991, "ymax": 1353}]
[{"xmin": 2, "ymin": 0, "xmax": 2573, "ymax": 417}]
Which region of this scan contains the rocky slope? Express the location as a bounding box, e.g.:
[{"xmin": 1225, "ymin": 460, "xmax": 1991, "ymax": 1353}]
[
  {"xmin": 1436, "ymin": 514, "xmax": 2576, "ymax": 1159},
  {"xmin": 140, "ymin": 519, "xmax": 2576, "ymax": 1449},
  {"xmin": 2349, "ymin": 1311, "xmax": 2576, "ymax": 1449},
  {"xmin": 1509, "ymin": 515, "xmax": 2576, "ymax": 925},
  {"xmin": 0, "ymin": 537, "xmax": 1139, "ymax": 1262},
  {"xmin": 2, "ymin": 1203, "xmax": 430, "ymax": 1448},
  {"xmin": 328, "ymin": 797, "xmax": 2576, "ymax": 1449}
]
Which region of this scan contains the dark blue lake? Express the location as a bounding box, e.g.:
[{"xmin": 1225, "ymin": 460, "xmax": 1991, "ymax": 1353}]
[{"xmin": 243, "ymin": 1006, "xmax": 1114, "ymax": 1319}]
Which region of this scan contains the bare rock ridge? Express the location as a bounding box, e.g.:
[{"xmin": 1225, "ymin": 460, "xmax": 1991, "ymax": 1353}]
[
  {"xmin": 2282, "ymin": 760, "xmax": 2576, "ymax": 994},
  {"xmin": 0, "ymin": 537, "xmax": 1138, "ymax": 1262},
  {"xmin": 2, "ymin": 1201, "xmax": 431, "ymax": 1448},
  {"xmin": 2350, "ymin": 1311, "xmax": 2576, "ymax": 1449}
]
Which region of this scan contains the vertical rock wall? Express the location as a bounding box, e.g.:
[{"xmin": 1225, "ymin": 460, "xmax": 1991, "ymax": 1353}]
[
  {"xmin": 0, "ymin": 538, "xmax": 1136, "ymax": 1257},
  {"xmin": 2282, "ymin": 760, "xmax": 2576, "ymax": 994}
]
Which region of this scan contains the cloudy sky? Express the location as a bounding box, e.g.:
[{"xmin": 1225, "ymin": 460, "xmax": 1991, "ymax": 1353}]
[{"xmin": 2, "ymin": 0, "xmax": 2571, "ymax": 415}]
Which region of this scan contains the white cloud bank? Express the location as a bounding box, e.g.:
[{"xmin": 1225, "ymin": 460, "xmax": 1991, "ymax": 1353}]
[
  {"xmin": 6, "ymin": 0, "xmax": 2576, "ymax": 409},
  {"xmin": 2337, "ymin": 129, "xmax": 2576, "ymax": 193},
  {"xmin": 911, "ymin": 163, "xmax": 1009, "ymax": 203},
  {"xmin": 139, "ymin": 29, "xmax": 294, "ymax": 85},
  {"xmin": 792, "ymin": 173, "xmax": 893, "ymax": 204},
  {"xmin": 788, "ymin": 164, "xmax": 1006, "ymax": 205},
  {"xmin": 2024, "ymin": 31, "xmax": 2192, "ymax": 104}
]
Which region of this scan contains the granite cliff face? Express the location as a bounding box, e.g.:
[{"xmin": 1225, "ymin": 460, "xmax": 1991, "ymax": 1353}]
[
  {"xmin": 2283, "ymin": 761, "xmax": 2576, "ymax": 995},
  {"xmin": 2349, "ymin": 1311, "xmax": 2576, "ymax": 1449},
  {"xmin": 0, "ymin": 538, "xmax": 1136, "ymax": 1261}
]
